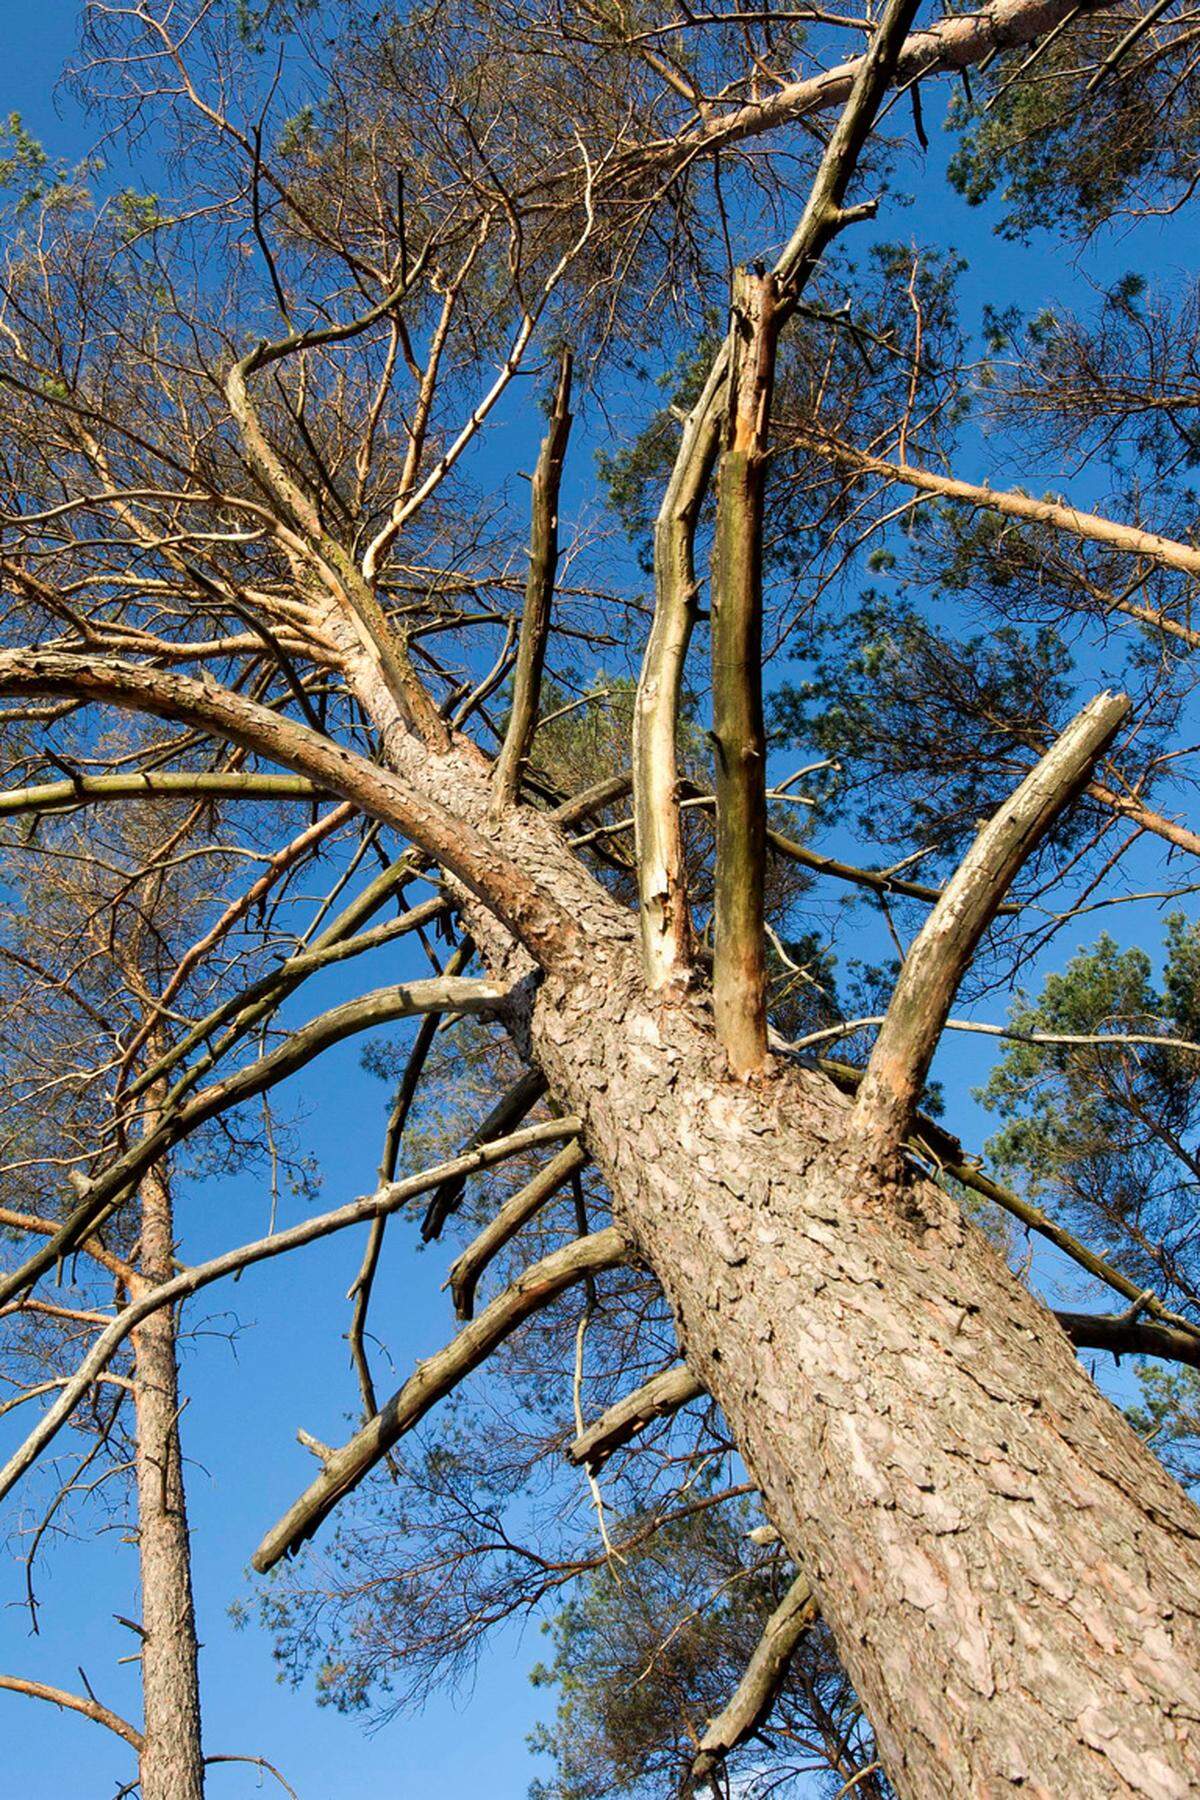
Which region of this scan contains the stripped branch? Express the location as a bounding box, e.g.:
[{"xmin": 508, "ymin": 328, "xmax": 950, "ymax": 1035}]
[
  {"xmin": 632, "ymin": 0, "xmax": 923, "ymax": 991},
  {"xmin": 691, "ymin": 1573, "xmax": 820, "ymax": 1784},
  {"xmin": 712, "ymin": 269, "xmax": 780, "ymax": 1077},
  {"xmin": 448, "ymin": 1139, "xmax": 587, "ymax": 1319},
  {"xmin": 253, "ymin": 1226, "xmax": 628, "ymax": 1570},
  {"xmin": 492, "ymin": 351, "xmax": 573, "ymax": 810},
  {"xmin": 568, "ymin": 1363, "xmax": 706, "ymax": 1473},
  {"xmin": 854, "ymin": 691, "xmax": 1131, "ymax": 1153}
]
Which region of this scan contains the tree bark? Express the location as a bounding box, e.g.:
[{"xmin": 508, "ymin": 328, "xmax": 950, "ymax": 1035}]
[
  {"xmin": 529, "ymin": 939, "xmax": 1200, "ymax": 1798},
  {"xmin": 132, "ymin": 1137, "xmax": 205, "ymax": 1800}
]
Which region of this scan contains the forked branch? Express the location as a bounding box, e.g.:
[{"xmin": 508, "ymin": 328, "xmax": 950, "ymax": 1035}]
[
  {"xmin": 853, "ymin": 690, "xmax": 1131, "ymax": 1153},
  {"xmin": 632, "ymin": 0, "xmax": 923, "ymax": 991}
]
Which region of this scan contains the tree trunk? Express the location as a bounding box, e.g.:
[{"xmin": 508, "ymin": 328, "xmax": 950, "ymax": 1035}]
[
  {"xmin": 132, "ymin": 1143, "xmax": 205, "ymax": 1800},
  {"xmin": 307, "ymin": 628, "xmax": 1200, "ymax": 1795},
  {"xmin": 530, "ymin": 943, "xmax": 1200, "ymax": 1798}
]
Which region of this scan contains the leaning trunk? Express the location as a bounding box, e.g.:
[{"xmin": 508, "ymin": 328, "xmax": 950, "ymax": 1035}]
[
  {"xmin": 532, "ymin": 945, "xmax": 1200, "ymax": 1799},
  {"xmin": 332, "ymin": 641, "xmax": 1200, "ymax": 1796},
  {"xmin": 132, "ymin": 1141, "xmax": 205, "ymax": 1800}
]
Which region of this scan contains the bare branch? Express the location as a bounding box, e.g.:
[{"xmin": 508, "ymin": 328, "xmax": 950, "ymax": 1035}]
[
  {"xmin": 853, "ymin": 691, "xmax": 1131, "ymax": 1153},
  {"xmin": 0, "ymin": 1674, "xmax": 143, "ymax": 1751},
  {"xmin": 492, "ymin": 351, "xmax": 574, "ymax": 811},
  {"xmin": 0, "ymin": 1119, "xmax": 584, "ymax": 1505},
  {"xmin": 253, "ymin": 1227, "xmax": 628, "ymax": 1572},
  {"xmin": 0, "ymin": 651, "xmax": 580, "ymax": 964},
  {"xmin": 0, "ymin": 770, "xmax": 324, "ymax": 821},
  {"xmin": 448, "ymin": 1139, "xmax": 588, "ymax": 1320},
  {"xmin": 802, "ymin": 433, "xmax": 1200, "ymax": 601},
  {"xmin": 0, "ymin": 977, "xmax": 513, "ymax": 1311},
  {"xmin": 1056, "ymin": 1311, "xmax": 1200, "ymax": 1371},
  {"xmin": 712, "ymin": 270, "xmax": 781, "ymax": 1077},
  {"xmin": 421, "ymin": 1068, "xmax": 549, "ymax": 1241},
  {"xmin": 632, "ymin": 0, "xmax": 923, "ymax": 991},
  {"xmin": 568, "ymin": 1363, "xmax": 707, "ymax": 1473},
  {"xmin": 691, "ymin": 1574, "xmax": 820, "ymax": 1784}
]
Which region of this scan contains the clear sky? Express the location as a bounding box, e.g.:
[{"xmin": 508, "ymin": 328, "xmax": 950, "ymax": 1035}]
[{"xmin": 0, "ymin": 4, "xmax": 1192, "ymax": 1797}]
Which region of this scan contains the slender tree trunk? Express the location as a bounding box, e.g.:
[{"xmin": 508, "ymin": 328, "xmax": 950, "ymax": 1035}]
[{"xmin": 132, "ymin": 1129, "xmax": 204, "ymax": 1800}]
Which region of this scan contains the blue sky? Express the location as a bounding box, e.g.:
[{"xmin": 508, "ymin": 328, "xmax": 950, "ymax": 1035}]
[{"xmin": 0, "ymin": 3, "xmax": 1195, "ymax": 1795}]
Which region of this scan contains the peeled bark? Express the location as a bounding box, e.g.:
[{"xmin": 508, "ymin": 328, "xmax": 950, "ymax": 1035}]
[{"xmin": 132, "ymin": 1144, "xmax": 204, "ymax": 1800}]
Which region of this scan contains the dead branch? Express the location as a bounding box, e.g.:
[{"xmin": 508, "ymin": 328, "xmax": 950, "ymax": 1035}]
[
  {"xmin": 0, "ymin": 1119, "xmax": 584, "ymax": 1505},
  {"xmin": 690, "ymin": 1573, "xmax": 820, "ymax": 1784},
  {"xmin": 421, "ymin": 1068, "xmax": 549, "ymax": 1241},
  {"xmin": 632, "ymin": 0, "xmax": 922, "ymax": 993},
  {"xmin": 0, "ymin": 1673, "xmax": 143, "ymax": 1751},
  {"xmin": 712, "ymin": 269, "xmax": 781, "ymax": 1077},
  {"xmin": 853, "ymin": 690, "xmax": 1131, "ymax": 1154},
  {"xmin": 0, "ymin": 977, "xmax": 513, "ymax": 1311},
  {"xmin": 492, "ymin": 351, "xmax": 574, "ymax": 811},
  {"xmin": 448, "ymin": 1139, "xmax": 588, "ymax": 1319},
  {"xmin": 0, "ymin": 770, "xmax": 325, "ymax": 820},
  {"xmin": 568, "ymin": 1363, "xmax": 707, "ymax": 1473},
  {"xmin": 253, "ymin": 1227, "xmax": 628, "ymax": 1572}
]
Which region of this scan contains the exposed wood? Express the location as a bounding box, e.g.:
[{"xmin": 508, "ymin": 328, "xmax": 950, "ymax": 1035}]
[
  {"xmin": 492, "ymin": 350, "xmax": 573, "ymax": 810},
  {"xmin": 711, "ymin": 269, "xmax": 780, "ymax": 1077},
  {"xmin": 253, "ymin": 1227, "xmax": 628, "ymax": 1571},
  {"xmin": 568, "ymin": 1363, "xmax": 706, "ymax": 1472},
  {"xmin": 448, "ymin": 1139, "xmax": 587, "ymax": 1319},
  {"xmin": 853, "ymin": 691, "xmax": 1131, "ymax": 1154},
  {"xmin": 631, "ymin": 0, "xmax": 923, "ymax": 992},
  {"xmin": 691, "ymin": 1574, "xmax": 820, "ymax": 1784},
  {"xmin": 421, "ymin": 1067, "xmax": 549, "ymax": 1240}
]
